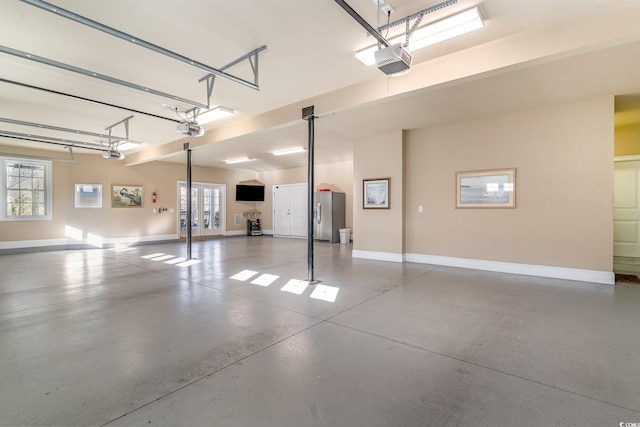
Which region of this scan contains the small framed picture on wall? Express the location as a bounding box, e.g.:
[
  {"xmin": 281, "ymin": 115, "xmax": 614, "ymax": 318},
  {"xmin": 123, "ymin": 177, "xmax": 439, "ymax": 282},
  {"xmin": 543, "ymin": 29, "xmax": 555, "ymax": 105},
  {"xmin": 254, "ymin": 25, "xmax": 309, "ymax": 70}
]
[
  {"xmin": 112, "ymin": 185, "xmax": 144, "ymax": 207},
  {"xmin": 455, "ymin": 168, "xmax": 516, "ymax": 208},
  {"xmin": 74, "ymin": 184, "xmax": 102, "ymax": 208},
  {"xmin": 363, "ymin": 178, "xmax": 390, "ymax": 209}
]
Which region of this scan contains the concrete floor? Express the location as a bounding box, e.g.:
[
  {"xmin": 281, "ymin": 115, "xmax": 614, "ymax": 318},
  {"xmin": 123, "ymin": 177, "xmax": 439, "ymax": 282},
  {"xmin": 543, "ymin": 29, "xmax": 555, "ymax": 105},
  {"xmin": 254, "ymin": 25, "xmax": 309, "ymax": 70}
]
[{"xmin": 1, "ymin": 237, "xmax": 639, "ymax": 427}]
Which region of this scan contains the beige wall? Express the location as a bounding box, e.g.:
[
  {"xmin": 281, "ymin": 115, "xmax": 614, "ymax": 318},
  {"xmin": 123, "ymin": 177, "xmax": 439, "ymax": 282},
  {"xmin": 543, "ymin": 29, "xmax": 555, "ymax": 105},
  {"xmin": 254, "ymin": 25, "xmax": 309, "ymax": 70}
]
[
  {"xmin": 257, "ymin": 160, "xmax": 354, "ymax": 231},
  {"xmin": 403, "ymin": 96, "xmax": 613, "ymax": 271},
  {"xmin": 1, "ymin": 97, "xmax": 616, "ymax": 275},
  {"xmin": 0, "ymin": 147, "xmax": 353, "ymax": 244},
  {"xmin": 615, "ymin": 124, "xmax": 640, "ymax": 156},
  {"xmin": 0, "ymin": 148, "xmax": 256, "ymax": 243},
  {"xmin": 352, "ymin": 130, "xmax": 405, "ymax": 255}
]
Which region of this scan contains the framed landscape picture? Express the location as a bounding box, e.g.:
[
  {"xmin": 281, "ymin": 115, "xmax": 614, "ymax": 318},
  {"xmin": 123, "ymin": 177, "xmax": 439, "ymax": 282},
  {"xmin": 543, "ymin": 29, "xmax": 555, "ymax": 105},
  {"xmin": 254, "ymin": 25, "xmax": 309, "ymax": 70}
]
[
  {"xmin": 363, "ymin": 178, "xmax": 390, "ymax": 209},
  {"xmin": 456, "ymin": 168, "xmax": 516, "ymax": 208},
  {"xmin": 75, "ymin": 184, "xmax": 102, "ymax": 208},
  {"xmin": 112, "ymin": 185, "xmax": 143, "ymax": 207}
]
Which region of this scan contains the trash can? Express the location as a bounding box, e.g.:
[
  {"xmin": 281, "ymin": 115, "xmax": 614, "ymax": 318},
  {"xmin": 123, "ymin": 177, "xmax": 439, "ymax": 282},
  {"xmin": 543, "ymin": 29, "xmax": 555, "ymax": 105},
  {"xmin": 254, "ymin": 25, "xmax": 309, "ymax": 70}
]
[{"xmin": 339, "ymin": 228, "xmax": 350, "ymax": 244}]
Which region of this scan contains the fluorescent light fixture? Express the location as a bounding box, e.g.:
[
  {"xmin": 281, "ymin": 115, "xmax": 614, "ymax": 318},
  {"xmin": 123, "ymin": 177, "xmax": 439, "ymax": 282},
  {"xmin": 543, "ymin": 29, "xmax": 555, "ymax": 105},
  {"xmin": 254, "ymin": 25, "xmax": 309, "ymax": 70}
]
[
  {"xmin": 355, "ymin": 7, "xmax": 484, "ymax": 66},
  {"xmin": 225, "ymin": 157, "xmax": 252, "ymax": 164},
  {"xmin": 272, "ymin": 147, "xmax": 306, "ymax": 156},
  {"xmin": 197, "ymin": 106, "xmax": 234, "ymax": 125},
  {"xmin": 117, "ymin": 140, "xmax": 143, "ymax": 151}
]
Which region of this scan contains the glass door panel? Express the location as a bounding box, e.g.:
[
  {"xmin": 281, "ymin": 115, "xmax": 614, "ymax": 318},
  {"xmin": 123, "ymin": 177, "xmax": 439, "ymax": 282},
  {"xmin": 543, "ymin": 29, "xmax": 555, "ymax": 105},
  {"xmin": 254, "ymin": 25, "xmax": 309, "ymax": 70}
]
[
  {"xmin": 179, "ymin": 183, "xmax": 224, "ymax": 237},
  {"xmin": 179, "ymin": 186, "xmax": 200, "ymax": 237},
  {"xmin": 202, "ymin": 186, "xmax": 221, "ymax": 236}
]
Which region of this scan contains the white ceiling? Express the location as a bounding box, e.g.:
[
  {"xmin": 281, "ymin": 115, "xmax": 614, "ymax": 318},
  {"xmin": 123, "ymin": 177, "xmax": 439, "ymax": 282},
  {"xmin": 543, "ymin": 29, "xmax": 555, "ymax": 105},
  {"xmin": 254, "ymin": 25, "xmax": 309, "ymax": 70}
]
[{"xmin": 2, "ymin": 0, "xmax": 640, "ymax": 171}]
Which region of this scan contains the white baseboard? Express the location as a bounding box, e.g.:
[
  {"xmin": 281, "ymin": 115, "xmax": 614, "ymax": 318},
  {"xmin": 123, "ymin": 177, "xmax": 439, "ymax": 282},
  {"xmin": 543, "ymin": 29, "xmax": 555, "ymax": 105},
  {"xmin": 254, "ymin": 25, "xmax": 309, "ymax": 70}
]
[
  {"xmin": 0, "ymin": 238, "xmax": 70, "ymax": 250},
  {"xmin": 224, "ymin": 229, "xmax": 273, "ymax": 236},
  {"xmin": 352, "ymin": 249, "xmax": 405, "ymax": 263},
  {"xmin": 405, "ymin": 253, "xmax": 615, "ymax": 285},
  {"xmin": 0, "ymin": 234, "xmax": 179, "ymax": 250},
  {"xmin": 224, "ymin": 230, "xmax": 248, "ymax": 236},
  {"xmin": 105, "ymin": 234, "xmax": 179, "ymax": 245}
]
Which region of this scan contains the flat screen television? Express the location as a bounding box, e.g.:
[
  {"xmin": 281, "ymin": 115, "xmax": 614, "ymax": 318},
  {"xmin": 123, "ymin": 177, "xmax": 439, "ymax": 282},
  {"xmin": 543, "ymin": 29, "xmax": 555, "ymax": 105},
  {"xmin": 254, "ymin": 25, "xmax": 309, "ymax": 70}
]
[{"xmin": 236, "ymin": 184, "xmax": 265, "ymax": 202}]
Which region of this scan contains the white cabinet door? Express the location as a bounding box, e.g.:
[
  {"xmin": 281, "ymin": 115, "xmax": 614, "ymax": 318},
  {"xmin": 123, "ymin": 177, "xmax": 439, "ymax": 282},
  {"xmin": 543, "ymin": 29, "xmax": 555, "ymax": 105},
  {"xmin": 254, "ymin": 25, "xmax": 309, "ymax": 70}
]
[
  {"xmin": 274, "ymin": 185, "xmax": 292, "ymax": 236},
  {"xmin": 273, "ymin": 183, "xmax": 307, "ymax": 237},
  {"xmin": 614, "ymin": 160, "xmax": 640, "ymax": 257},
  {"xmin": 289, "ymin": 184, "xmax": 308, "ymax": 237}
]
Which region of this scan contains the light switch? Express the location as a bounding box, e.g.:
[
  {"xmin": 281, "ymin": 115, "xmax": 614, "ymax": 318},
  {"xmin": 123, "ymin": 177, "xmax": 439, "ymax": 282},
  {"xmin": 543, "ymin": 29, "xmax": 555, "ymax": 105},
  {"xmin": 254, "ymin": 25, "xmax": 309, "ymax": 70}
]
[{"xmin": 418, "ymin": 205, "xmax": 423, "ymax": 213}]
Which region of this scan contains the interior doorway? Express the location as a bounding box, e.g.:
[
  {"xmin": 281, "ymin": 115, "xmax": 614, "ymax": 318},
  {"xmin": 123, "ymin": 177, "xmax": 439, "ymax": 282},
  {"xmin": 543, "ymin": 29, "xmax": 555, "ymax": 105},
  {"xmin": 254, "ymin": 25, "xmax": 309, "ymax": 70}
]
[
  {"xmin": 178, "ymin": 181, "xmax": 225, "ymax": 238},
  {"xmin": 613, "ymin": 156, "xmax": 640, "ymax": 276}
]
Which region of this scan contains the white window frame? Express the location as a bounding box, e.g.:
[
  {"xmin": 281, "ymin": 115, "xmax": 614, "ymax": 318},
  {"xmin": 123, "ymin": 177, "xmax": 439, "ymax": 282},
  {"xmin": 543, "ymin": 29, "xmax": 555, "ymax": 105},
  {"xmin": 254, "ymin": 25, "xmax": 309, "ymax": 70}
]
[{"xmin": 1, "ymin": 157, "xmax": 53, "ymax": 221}]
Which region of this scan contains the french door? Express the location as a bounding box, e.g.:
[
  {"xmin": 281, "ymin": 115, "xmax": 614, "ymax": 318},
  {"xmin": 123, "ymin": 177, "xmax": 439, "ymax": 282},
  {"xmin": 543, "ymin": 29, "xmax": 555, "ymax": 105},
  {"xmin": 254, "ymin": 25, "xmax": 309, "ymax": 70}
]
[{"xmin": 178, "ymin": 182, "xmax": 225, "ymax": 237}]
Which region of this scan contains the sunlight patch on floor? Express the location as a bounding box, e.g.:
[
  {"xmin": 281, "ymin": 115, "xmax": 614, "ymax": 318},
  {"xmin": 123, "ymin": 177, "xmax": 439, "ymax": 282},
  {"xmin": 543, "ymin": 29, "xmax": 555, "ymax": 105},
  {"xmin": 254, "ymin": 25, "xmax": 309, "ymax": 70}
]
[
  {"xmin": 139, "ymin": 253, "xmax": 201, "ymax": 267},
  {"xmin": 228, "ymin": 270, "xmax": 340, "ymax": 302},
  {"xmin": 281, "ymin": 279, "xmax": 309, "ymax": 295},
  {"xmin": 176, "ymin": 259, "xmax": 201, "ymax": 267},
  {"xmin": 142, "ymin": 253, "xmax": 165, "ymax": 259},
  {"xmin": 231, "ymin": 270, "xmax": 259, "ymax": 281},
  {"xmin": 251, "ymin": 274, "xmax": 279, "ymax": 287},
  {"xmin": 150, "ymin": 255, "xmax": 175, "ymax": 262},
  {"xmin": 310, "ymin": 284, "xmax": 340, "ymax": 302}
]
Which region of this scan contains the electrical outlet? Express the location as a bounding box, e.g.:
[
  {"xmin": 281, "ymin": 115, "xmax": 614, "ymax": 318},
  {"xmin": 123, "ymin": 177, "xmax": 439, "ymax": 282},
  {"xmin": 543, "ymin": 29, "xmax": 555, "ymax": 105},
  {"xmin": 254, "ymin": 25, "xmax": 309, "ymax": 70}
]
[
  {"xmin": 381, "ymin": 4, "xmax": 394, "ymax": 15},
  {"xmin": 418, "ymin": 205, "xmax": 423, "ymax": 213}
]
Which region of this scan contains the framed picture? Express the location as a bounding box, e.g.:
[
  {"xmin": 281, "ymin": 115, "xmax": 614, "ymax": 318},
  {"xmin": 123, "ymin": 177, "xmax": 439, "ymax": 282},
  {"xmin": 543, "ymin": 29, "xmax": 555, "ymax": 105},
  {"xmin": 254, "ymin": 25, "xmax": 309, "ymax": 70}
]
[
  {"xmin": 363, "ymin": 178, "xmax": 390, "ymax": 209},
  {"xmin": 75, "ymin": 184, "xmax": 102, "ymax": 208},
  {"xmin": 112, "ymin": 185, "xmax": 143, "ymax": 207},
  {"xmin": 456, "ymin": 168, "xmax": 516, "ymax": 208}
]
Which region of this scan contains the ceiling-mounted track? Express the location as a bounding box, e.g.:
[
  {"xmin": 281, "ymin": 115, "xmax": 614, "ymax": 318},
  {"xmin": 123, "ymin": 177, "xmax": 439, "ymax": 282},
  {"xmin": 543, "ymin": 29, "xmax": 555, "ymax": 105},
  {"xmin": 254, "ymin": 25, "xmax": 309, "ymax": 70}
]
[
  {"xmin": 0, "ymin": 45, "xmax": 209, "ymax": 109},
  {"xmin": 0, "ymin": 130, "xmax": 107, "ymax": 151},
  {"xmin": 0, "ymin": 146, "xmax": 75, "ymax": 162},
  {"xmin": 0, "ymin": 117, "xmax": 142, "ymax": 145},
  {"xmin": 20, "ymin": 0, "xmax": 266, "ymax": 95},
  {"xmin": 376, "ymin": 0, "xmax": 457, "ymax": 34},
  {"xmin": 335, "ymin": 0, "xmax": 458, "ymax": 48},
  {"xmin": 334, "ymin": 0, "xmax": 391, "ymax": 48},
  {"xmin": 0, "ymin": 78, "xmax": 180, "ymax": 123},
  {"xmin": 199, "ymin": 45, "xmax": 267, "ymax": 101}
]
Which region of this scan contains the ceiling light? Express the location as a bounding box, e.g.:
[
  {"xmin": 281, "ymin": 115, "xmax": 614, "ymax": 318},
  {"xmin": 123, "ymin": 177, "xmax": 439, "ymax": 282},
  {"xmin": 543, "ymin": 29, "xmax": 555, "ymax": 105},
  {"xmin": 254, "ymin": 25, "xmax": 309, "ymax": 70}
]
[
  {"xmin": 116, "ymin": 141, "xmax": 143, "ymax": 151},
  {"xmin": 272, "ymin": 147, "xmax": 306, "ymax": 156},
  {"xmin": 355, "ymin": 7, "xmax": 484, "ymax": 66},
  {"xmin": 197, "ymin": 106, "xmax": 235, "ymax": 125},
  {"xmin": 225, "ymin": 157, "xmax": 252, "ymax": 164}
]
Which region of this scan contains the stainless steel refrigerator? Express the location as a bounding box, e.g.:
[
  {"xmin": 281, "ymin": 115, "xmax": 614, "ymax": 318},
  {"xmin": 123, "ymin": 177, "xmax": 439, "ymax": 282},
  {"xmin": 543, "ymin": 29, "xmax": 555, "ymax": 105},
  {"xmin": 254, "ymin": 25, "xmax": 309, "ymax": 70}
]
[{"xmin": 314, "ymin": 191, "xmax": 346, "ymax": 243}]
